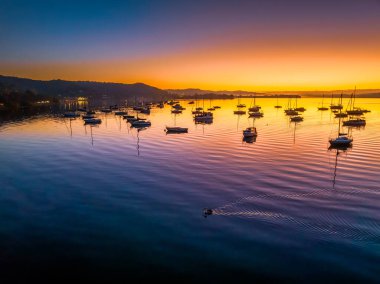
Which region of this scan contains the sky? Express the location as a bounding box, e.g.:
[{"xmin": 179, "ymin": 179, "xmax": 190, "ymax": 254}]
[{"xmin": 1, "ymin": 0, "xmax": 380, "ymax": 91}]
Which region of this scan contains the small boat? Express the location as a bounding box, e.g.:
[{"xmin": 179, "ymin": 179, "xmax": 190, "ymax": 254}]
[
  {"xmin": 335, "ymin": 112, "xmax": 348, "ymax": 118},
  {"xmin": 234, "ymin": 110, "xmax": 246, "ymax": 115},
  {"xmin": 82, "ymin": 114, "xmax": 95, "ymax": 119},
  {"xmin": 127, "ymin": 117, "xmax": 146, "ymax": 123},
  {"xmin": 284, "ymin": 109, "xmax": 298, "ymax": 116},
  {"xmin": 249, "ymin": 94, "xmax": 261, "ymax": 112},
  {"xmin": 140, "ymin": 108, "xmax": 151, "ymax": 114},
  {"xmin": 192, "ymin": 110, "xmax": 202, "ymax": 114},
  {"xmin": 274, "ymin": 95, "xmax": 282, "ymax": 108},
  {"xmin": 171, "ymin": 109, "xmax": 182, "ymax": 114},
  {"xmin": 127, "ymin": 117, "xmax": 139, "ymax": 122},
  {"xmin": 165, "ymin": 126, "xmax": 188, "ymax": 133},
  {"xmin": 243, "ymin": 127, "xmax": 257, "ymax": 138},
  {"xmin": 194, "ymin": 112, "xmax": 213, "ymax": 122},
  {"xmin": 345, "ymin": 88, "xmax": 365, "ymax": 116},
  {"xmin": 249, "ymin": 106, "xmax": 260, "ymax": 112},
  {"xmin": 131, "ymin": 120, "xmax": 151, "ymax": 128},
  {"xmin": 196, "ymin": 107, "xmax": 203, "ymax": 111},
  {"xmin": 236, "ymin": 96, "xmax": 245, "ymax": 108},
  {"xmin": 86, "ymin": 110, "xmax": 96, "ymax": 115},
  {"xmin": 343, "ymin": 118, "xmax": 366, "ymax": 127},
  {"xmin": 122, "ymin": 115, "xmax": 135, "ymax": 119},
  {"xmin": 203, "ymin": 208, "xmax": 213, "ymax": 217},
  {"xmin": 173, "ymin": 104, "xmax": 185, "ymax": 110},
  {"xmin": 329, "ymin": 135, "xmax": 352, "ymax": 147},
  {"xmin": 346, "ymin": 109, "xmax": 364, "ymax": 115},
  {"xmin": 330, "ymin": 105, "xmax": 343, "ymax": 110},
  {"xmin": 329, "ymin": 114, "xmax": 352, "ymax": 147},
  {"xmin": 110, "ymin": 105, "xmax": 118, "ymax": 110},
  {"xmin": 290, "ymin": 116, "xmax": 303, "ymax": 122},
  {"xmin": 188, "ymin": 101, "xmax": 194, "ymax": 104},
  {"xmin": 84, "ymin": 118, "xmax": 102, "ymax": 125},
  {"xmin": 294, "ymin": 107, "xmax": 306, "ymax": 112},
  {"xmin": 213, "ymin": 106, "xmax": 221, "ymax": 109},
  {"xmin": 207, "ymin": 107, "xmax": 215, "ymax": 111},
  {"xmin": 292, "ymin": 97, "xmax": 305, "ymax": 112},
  {"xmin": 114, "ymin": 111, "xmax": 128, "ymax": 116},
  {"xmin": 318, "ymin": 106, "xmax": 329, "ymax": 111},
  {"xmin": 318, "ymin": 95, "xmax": 329, "ymax": 110},
  {"xmin": 249, "ymin": 111, "xmax": 263, "ymax": 117},
  {"xmin": 100, "ymin": 109, "xmax": 112, "ymax": 113},
  {"xmin": 63, "ymin": 112, "xmax": 80, "ymax": 118},
  {"xmin": 330, "ymin": 94, "xmax": 343, "ymax": 110}
]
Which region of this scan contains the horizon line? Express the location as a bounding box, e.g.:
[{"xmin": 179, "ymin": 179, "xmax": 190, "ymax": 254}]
[{"xmin": 1, "ymin": 74, "xmax": 379, "ymax": 94}]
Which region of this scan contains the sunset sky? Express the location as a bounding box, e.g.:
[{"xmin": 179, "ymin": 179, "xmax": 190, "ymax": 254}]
[{"xmin": 1, "ymin": 0, "xmax": 380, "ymax": 91}]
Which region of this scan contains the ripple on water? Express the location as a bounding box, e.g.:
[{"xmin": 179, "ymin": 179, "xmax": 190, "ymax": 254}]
[{"xmin": 0, "ymin": 99, "xmax": 379, "ymax": 281}]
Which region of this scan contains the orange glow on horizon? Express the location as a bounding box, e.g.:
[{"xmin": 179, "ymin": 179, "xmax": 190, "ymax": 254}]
[{"xmin": 1, "ymin": 36, "xmax": 380, "ymax": 91}]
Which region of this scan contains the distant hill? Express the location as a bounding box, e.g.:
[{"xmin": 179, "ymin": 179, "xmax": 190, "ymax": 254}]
[
  {"xmin": 167, "ymin": 88, "xmax": 262, "ymax": 96},
  {"xmin": 0, "ymin": 75, "xmax": 168, "ymax": 103},
  {"xmin": 168, "ymin": 88, "xmax": 380, "ymax": 98},
  {"xmin": 264, "ymin": 90, "xmax": 380, "ymax": 98}
]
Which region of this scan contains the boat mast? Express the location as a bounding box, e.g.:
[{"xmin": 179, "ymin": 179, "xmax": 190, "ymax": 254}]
[
  {"xmin": 338, "ymin": 113, "xmax": 341, "ymax": 135},
  {"xmin": 332, "ymin": 149, "xmax": 339, "ymax": 189},
  {"xmin": 338, "ymin": 94, "xmax": 343, "ymax": 134},
  {"xmin": 321, "ymin": 94, "xmax": 324, "ymax": 107},
  {"xmin": 352, "ymin": 86, "xmax": 356, "ymax": 110},
  {"xmin": 347, "ymin": 93, "xmax": 353, "ymax": 111}
]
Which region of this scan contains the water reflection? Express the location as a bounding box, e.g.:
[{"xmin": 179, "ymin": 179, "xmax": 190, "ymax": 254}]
[
  {"xmin": 135, "ymin": 127, "xmax": 147, "ymax": 156},
  {"xmin": 64, "ymin": 117, "xmax": 75, "ymax": 137},
  {"xmin": 328, "ymin": 145, "xmax": 352, "ymax": 189},
  {"xmin": 0, "ymin": 98, "xmax": 379, "ymax": 282},
  {"xmin": 243, "ymin": 136, "xmax": 257, "ymax": 143}
]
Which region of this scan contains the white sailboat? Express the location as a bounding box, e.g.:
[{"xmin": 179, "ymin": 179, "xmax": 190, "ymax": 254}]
[{"xmin": 329, "ymin": 112, "xmax": 352, "ymax": 147}]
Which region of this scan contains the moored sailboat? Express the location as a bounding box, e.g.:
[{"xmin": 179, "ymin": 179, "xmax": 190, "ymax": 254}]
[
  {"xmin": 248, "ymin": 94, "xmax": 261, "ymax": 112},
  {"xmin": 243, "ymin": 127, "xmax": 257, "ymax": 138},
  {"xmin": 329, "ymin": 111, "xmax": 352, "ymax": 147},
  {"xmin": 165, "ymin": 127, "xmax": 188, "ymax": 133},
  {"xmin": 318, "ymin": 95, "xmax": 329, "ymax": 110},
  {"xmin": 274, "ymin": 95, "xmax": 282, "ymax": 108}
]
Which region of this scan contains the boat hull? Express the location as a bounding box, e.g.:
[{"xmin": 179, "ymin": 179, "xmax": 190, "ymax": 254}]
[{"xmin": 166, "ymin": 127, "xmax": 188, "ymax": 133}]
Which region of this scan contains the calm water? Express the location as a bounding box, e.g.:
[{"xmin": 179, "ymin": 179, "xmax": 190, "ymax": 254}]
[{"xmin": 0, "ymin": 98, "xmax": 379, "ymax": 282}]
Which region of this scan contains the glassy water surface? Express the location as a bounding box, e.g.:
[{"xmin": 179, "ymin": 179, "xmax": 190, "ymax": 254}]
[{"xmin": 0, "ymin": 98, "xmax": 379, "ymax": 282}]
